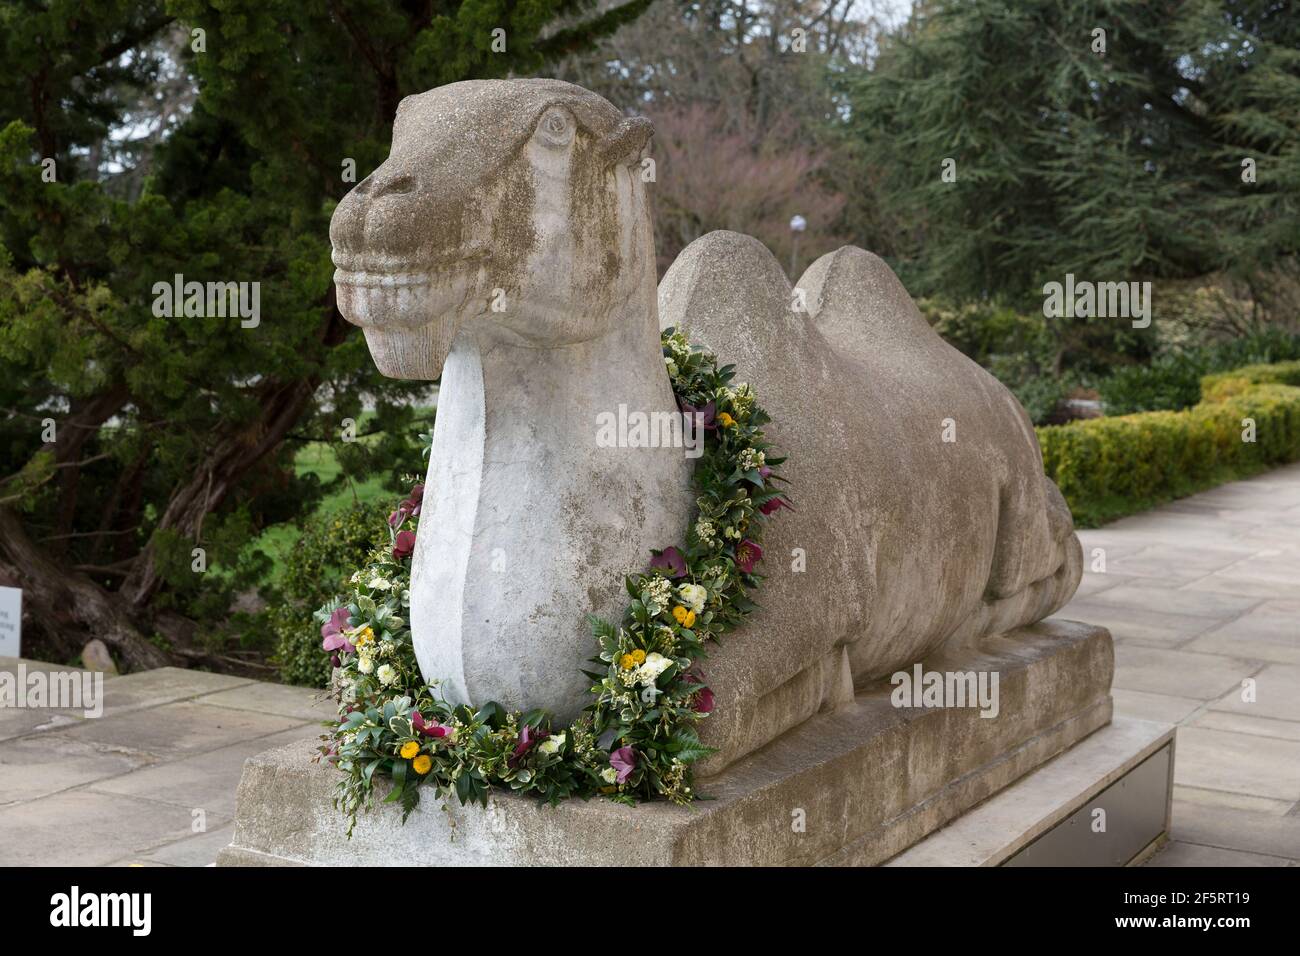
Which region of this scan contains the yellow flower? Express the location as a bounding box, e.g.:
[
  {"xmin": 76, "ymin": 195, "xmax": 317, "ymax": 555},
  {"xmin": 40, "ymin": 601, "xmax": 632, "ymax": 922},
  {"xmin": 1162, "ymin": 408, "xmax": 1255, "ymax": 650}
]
[
  {"xmin": 620, "ymin": 653, "xmax": 637, "ymax": 670},
  {"xmin": 400, "ymin": 741, "xmax": 419, "ymax": 759},
  {"xmin": 631, "ymin": 648, "xmax": 647, "ymax": 665},
  {"xmin": 412, "ymin": 754, "xmax": 432, "ymax": 775},
  {"xmin": 671, "ymin": 606, "xmax": 697, "ymax": 628},
  {"xmin": 353, "ymin": 626, "xmax": 375, "ymax": 649},
  {"xmin": 717, "ymin": 412, "xmax": 735, "ymax": 427}
]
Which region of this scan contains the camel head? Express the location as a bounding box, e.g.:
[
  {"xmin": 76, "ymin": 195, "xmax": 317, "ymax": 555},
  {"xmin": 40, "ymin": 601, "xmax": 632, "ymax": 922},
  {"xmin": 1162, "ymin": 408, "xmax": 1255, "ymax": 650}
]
[{"xmin": 330, "ymin": 79, "xmax": 655, "ymax": 379}]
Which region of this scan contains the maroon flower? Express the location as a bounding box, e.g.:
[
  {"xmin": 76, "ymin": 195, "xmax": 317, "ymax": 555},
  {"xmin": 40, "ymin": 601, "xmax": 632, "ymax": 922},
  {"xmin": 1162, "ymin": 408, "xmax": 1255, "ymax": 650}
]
[
  {"xmin": 406, "ymin": 483, "xmax": 425, "ymax": 516},
  {"xmin": 393, "ymin": 529, "xmax": 416, "ymax": 560},
  {"xmin": 412, "ymin": 711, "xmax": 451, "ymax": 739},
  {"xmin": 610, "ymin": 745, "xmax": 637, "ymax": 784},
  {"xmin": 735, "ymin": 539, "xmax": 763, "ymax": 574},
  {"xmin": 509, "ymin": 724, "xmax": 545, "ymax": 768},
  {"xmin": 684, "ymin": 669, "xmax": 715, "ymax": 714},
  {"xmin": 759, "ymin": 496, "xmax": 792, "ymax": 516},
  {"xmin": 388, "ymin": 506, "xmax": 410, "ymax": 529},
  {"xmin": 648, "ymin": 546, "xmax": 688, "ymax": 579},
  {"xmin": 321, "ymin": 607, "xmax": 354, "ymax": 653},
  {"xmin": 678, "ymin": 399, "xmax": 717, "ymax": 432}
]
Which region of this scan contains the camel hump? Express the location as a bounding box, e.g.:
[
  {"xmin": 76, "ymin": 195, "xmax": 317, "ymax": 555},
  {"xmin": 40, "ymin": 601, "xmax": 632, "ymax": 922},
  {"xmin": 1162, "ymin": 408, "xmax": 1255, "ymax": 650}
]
[
  {"xmin": 659, "ymin": 231, "xmax": 797, "ymax": 345},
  {"xmin": 796, "ymin": 246, "xmax": 939, "ymax": 365}
]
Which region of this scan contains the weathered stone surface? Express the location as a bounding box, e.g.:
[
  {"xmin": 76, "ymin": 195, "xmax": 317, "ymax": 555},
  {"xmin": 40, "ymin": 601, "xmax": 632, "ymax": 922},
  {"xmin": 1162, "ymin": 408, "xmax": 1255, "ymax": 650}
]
[
  {"xmin": 331, "ymin": 79, "xmax": 1084, "ymax": 773},
  {"xmin": 659, "ymin": 232, "xmax": 1082, "ymax": 772},
  {"xmin": 331, "ymin": 80, "xmax": 690, "ymax": 721},
  {"xmin": 219, "ymin": 620, "xmax": 1112, "ymax": 867}
]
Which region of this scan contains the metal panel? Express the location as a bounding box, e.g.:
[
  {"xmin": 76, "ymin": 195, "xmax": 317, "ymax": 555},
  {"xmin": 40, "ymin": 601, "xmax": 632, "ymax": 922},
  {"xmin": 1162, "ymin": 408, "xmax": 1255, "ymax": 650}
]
[{"xmin": 1004, "ymin": 744, "xmax": 1172, "ymax": 867}]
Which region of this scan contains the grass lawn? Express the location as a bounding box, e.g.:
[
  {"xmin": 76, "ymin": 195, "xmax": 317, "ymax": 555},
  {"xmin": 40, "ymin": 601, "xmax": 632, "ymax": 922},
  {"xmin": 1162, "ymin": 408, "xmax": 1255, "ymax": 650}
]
[{"xmin": 249, "ymin": 408, "xmax": 432, "ymax": 588}]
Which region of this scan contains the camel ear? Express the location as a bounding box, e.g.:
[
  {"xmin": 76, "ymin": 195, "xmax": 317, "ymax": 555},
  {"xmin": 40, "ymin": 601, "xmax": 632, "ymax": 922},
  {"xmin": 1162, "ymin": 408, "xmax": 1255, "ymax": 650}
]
[{"xmin": 600, "ymin": 116, "xmax": 653, "ymax": 167}]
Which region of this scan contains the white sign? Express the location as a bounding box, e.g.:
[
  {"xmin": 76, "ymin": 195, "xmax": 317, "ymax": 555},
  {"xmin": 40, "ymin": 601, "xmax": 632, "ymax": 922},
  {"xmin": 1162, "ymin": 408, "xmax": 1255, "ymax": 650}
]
[{"xmin": 0, "ymin": 587, "xmax": 21, "ymax": 657}]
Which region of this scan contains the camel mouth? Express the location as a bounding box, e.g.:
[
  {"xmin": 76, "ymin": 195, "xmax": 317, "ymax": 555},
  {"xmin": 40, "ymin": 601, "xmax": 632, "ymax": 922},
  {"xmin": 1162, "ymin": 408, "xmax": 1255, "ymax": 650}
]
[
  {"xmin": 331, "ymin": 245, "xmax": 489, "ymax": 289},
  {"xmin": 332, "ymin": 267, "xmax": 433, "ymax": 290}
]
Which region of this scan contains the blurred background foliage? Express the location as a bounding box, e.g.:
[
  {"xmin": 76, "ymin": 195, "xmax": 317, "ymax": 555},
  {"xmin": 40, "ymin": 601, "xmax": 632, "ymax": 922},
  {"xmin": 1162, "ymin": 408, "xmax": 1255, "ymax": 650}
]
[{"xmin": 0, "ymin": 0, "xmax": 1297, "ymax": 683}]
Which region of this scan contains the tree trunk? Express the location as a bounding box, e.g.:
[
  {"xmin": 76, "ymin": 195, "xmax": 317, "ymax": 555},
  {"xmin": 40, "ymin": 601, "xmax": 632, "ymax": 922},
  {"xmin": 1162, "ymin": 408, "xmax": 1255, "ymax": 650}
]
[
  {"xmin": 0, "ymin": 506, "xmax": 174, "ymax": 670},
  {"xmin": 121, "ymin": 299, "xmax": 349, "ymax": 608}
]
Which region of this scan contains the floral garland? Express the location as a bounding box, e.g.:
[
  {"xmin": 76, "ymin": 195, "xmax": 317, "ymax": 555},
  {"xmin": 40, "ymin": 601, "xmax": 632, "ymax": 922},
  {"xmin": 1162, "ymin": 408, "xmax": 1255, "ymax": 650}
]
[{"xmin": 316, "ymin": 327, "xmax": 790, "ymax": 834}]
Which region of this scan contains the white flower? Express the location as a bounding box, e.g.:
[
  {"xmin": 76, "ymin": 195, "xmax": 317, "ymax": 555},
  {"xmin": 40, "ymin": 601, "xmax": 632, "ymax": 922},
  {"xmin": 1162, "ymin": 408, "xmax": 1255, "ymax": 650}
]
[
  {"xmin": 357, "ymin": 656, "xmax": 374, "ymax": 675},
  {"xmin": 637, "ymin": 652, "xmax": 674, "ymax": 684},
  {"xmin": 665, "ymin": 357, "xmax": 678, "ymax": 377},
  {"xmin": 376, "ymin": 664, "xmax": 397, "ymax": 685},
  {"xmin": 600, "ymin": 766, "xmax": 619, "ymax": 784},
  {"xmin": 367, "ymin": 575, "xmax": 392, "ymax": 591},
  {"xmin": 678, "ymin": 583, "xmax": 707, "ymax": 614},
  {"xmin": 538, "ymin": 733, "xmax": 566, "ymax": 755}
]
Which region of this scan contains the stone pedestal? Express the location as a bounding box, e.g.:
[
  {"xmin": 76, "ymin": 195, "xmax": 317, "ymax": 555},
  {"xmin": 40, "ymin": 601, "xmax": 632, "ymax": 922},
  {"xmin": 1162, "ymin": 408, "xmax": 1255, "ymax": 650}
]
[{"xmin": 219, "ymin": 619, "xmax": 1117, "ymax": 866}]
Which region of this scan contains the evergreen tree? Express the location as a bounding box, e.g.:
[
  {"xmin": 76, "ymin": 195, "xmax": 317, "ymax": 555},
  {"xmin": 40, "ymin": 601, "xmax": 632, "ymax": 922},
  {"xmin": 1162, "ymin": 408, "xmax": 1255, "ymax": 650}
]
[
  {"xmin": 843, "ymin": 0, "xmax": 1300, "ymax": 371},
  {"xmin": 0, "ymin": 0, "xmax": 649, "ymax": 669}
]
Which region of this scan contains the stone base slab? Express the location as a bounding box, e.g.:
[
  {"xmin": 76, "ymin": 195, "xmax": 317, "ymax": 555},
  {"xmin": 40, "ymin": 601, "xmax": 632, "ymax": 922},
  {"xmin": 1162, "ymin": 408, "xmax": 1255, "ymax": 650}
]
[
  {"xmin": 218, "ymin": 619, "xmax": 1113, "ymax": 866},
  {"xmin": 888, "ymin": 716, "xmax": 1175, "ymax": 866}
]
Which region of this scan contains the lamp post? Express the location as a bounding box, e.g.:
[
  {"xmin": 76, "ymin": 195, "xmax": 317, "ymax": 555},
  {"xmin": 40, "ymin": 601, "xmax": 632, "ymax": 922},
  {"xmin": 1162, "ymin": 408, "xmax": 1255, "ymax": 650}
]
[{"xmin": 789, "ymin": 214, "xmax": 807, "ymax": 277}]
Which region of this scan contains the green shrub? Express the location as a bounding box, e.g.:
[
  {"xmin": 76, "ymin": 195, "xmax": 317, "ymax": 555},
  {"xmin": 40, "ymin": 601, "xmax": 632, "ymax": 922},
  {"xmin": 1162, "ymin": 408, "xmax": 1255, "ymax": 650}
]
[
  {"xmin": 1094, "ymin": 354, "xmax": 1208, "ymax": 415},
  {"xmin": 1096, "ymin": 331, "xmax": 1300, "ymax": 415},
  {"xmin": 1039, "ymin": 369, "xmax": 1300, "ymax": 527},
  {"xmin": 266, "ymin": 501, "xmax": 391, "ymax": 687},
  {"xmin": 1200, "ymin": 360, "xmax": 1300, "ymax": 403}
]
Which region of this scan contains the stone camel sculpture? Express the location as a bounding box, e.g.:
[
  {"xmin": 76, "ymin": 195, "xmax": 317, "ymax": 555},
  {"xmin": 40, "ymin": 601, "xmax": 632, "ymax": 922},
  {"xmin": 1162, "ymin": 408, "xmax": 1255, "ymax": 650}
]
[{"xmin": 329, "ymin": 78, "xmax": 1083, "ymax": 776}]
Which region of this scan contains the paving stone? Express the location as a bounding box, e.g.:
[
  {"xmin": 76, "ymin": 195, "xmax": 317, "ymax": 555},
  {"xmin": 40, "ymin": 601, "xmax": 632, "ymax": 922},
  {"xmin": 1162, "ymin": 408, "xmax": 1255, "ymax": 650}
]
[
  {"xmin": 1144, "ymin": 841, "xmax": 1294, "ymax": 867},
  {"xmin": 0, "ymin": 790, "xmax": 200, "ymax": 866},
  {"xmin": 1172, "ymin": 784, "xmax": 1296, "ymax": 817},
  {"xmin": 1173, "ymin": 726, "xmax": 1300, "ymax": 802},
  {"xmin": 88, "ymin": 723, "xmax": 320, "ymax": 817},
  {"xmin": 195, "ymin": 680, "xmax": 335, "ymax": 723},
  {"xmin": 1170, "ymin": 798, "xmax": 1300, "ymax": 859},
  {"xmin": 1102, "ymin": 545, "xmax": 1255, "ymax": 583},
  {"xmin": 1111, "ymin": 689, "xmax": 1203, "ymax": 725},
  {"xmin": 96, "ymin": 667, "xmax": 255, "ymax": 715},
  {"xmin": 1056, "ymin": 600, "xmax": 1217, "ymax": 649},
  {"xmin": 1207, "ymin": 663, "xmax": 1300, "ymax": 723},
  {"xmin": 1078, "ymin": 584, "xmax": 1263, "ymax": 621},
  {"xmin": 128, "ymin": 823, "xmax": 234, "ymax": 867},
  {"xmin": 1182, "ymin": 601, "xmax": 1300, "ymax": 665},
  {"xmin": 1190, "ymin": 710, "xmax": 1300, "ymax": 742},
  {"xmin": 1113, "ymin": 645, "xmax": 1261, "ymax": 700},
  {"xmin": 1183, "ymin": 573, "xmax": 1300, "ymax": 600},
  {"xmin": 56, "ymin": 700, "xmax": 307, "ymax": 760},
  {"xmin": 0, "ymin": 732, "xmax": 154, "ymax": 806}
]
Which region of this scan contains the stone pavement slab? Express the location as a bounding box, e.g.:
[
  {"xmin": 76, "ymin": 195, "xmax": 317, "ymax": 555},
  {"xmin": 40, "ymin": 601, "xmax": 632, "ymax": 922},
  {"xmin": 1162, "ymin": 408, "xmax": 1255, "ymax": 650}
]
[
  {"xmin": 0, "ymin": 657, "xmax": 322, "ymax": 867},
  {"xmin": 1059, "ymin": 461, "xmax": 1300, "ymax": 866}
]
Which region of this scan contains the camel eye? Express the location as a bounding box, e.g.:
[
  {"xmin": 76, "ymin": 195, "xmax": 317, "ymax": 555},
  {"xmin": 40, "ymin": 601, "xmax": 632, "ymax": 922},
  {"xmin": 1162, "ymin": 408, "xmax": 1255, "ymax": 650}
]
[{"xmin": 537, "ymin": 109, "xmax": 574, "ymax": 148}]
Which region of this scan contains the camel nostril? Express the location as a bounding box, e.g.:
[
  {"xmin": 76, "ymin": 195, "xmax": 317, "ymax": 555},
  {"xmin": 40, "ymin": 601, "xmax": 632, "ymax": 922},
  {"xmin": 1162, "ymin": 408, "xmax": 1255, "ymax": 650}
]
[{"xmin": 371, "ymin": 173, "xmax": 416, "ymax": 198}]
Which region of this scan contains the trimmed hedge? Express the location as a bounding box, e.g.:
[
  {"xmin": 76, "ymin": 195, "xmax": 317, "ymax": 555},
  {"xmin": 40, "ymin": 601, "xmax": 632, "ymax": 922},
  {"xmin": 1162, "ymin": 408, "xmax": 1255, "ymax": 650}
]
[
  {"xmin": 1038, "ymin": 365, "xmax": 1300, "ymax": 527},
  {"xmin": 1200, "ymin": 360, "xmax": 1300, "ymax": 403}
]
